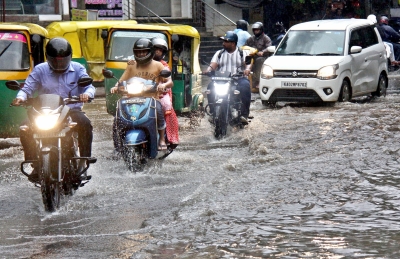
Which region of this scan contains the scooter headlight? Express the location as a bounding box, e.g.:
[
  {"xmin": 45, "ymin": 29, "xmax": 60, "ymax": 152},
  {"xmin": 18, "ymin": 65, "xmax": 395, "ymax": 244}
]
[
  {"xmin": 214, "ymin": 82, "xmax": 230, "ymax": 95},
  {"xmin": 126, "ymin": 81, "xmax": 145, "ymax": 95},
  {"xmin": 34, "ymin": 109, "xmax": 60, "ymax": 130}
]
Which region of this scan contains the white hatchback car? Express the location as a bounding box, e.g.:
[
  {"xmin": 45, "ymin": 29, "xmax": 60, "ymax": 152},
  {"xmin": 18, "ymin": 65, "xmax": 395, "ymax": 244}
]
[{"xmin": 259, "ymin": 19, "xmax": 388, "ymax": 105}]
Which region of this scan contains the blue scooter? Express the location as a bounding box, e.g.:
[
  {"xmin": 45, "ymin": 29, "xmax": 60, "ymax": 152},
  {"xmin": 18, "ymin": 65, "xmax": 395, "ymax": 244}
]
[{"xmin": 103, "ymin": 69, "xmax": 177, "ymax": 171}]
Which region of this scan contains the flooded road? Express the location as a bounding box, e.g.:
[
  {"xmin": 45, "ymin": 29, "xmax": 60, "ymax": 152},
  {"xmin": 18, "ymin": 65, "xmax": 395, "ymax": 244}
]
[{"xmin": 2, "ymin": 79, "xmax": 400, "ymax": 258}]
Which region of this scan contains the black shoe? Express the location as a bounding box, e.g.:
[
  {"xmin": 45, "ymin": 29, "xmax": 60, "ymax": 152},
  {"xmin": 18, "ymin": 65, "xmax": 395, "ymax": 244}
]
[
  {"xmin": 240, "ymin": 116, "xmax": 248, "ymax": 125},
  {"xmin": 28, "ymin": 169, "xmax": 39, "ymax": 183},
  {"xmin": 76, "ymin": 160, "xmax": 87, "ymax": 175}
]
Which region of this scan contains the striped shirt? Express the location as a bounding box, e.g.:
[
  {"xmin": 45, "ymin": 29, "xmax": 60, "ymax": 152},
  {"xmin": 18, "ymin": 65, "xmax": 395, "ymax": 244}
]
[{"xmin": 210, "ymin": 48, "xmax": 249, "ymax": 74}]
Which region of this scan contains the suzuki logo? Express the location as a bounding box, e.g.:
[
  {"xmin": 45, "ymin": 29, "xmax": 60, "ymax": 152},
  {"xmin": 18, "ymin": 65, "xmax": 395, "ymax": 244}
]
[{"xmin": 292, "ymin": 71, "xmax": 298, "ymax": 77}]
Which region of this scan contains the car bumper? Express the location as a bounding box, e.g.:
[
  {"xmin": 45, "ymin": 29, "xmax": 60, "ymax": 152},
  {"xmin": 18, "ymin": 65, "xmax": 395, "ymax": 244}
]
[{"xmin": 259, "ymin": 77, "xmax": 342, "ymax": 102}]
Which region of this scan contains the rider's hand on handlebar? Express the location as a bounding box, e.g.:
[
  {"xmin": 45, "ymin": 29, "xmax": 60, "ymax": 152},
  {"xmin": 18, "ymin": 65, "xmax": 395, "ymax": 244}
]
[
  {"xmin": 244, "ymin": 69, "xmax": 251, "ymax": 77},
  {"xmin": 79, "ymin": 93, "xmax": 90, "ymax": 102},
  {"xmin": 12, "ymin": 98, "xmax": 24, "ymax": 106},
  {"xmin": 157, "ymin": 83, "xmax": 166, "ymax": 92},
  {"xmin": 111, "ymin": 81, "xmax": 124, "ymax": 94}
]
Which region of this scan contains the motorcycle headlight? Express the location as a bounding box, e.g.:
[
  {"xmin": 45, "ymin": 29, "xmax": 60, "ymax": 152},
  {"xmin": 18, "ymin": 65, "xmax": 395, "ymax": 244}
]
[
  {"xmin": 261, "ymin": 65, "xmax": 274, "ymax": 79},
  {"xmin": 214, "ymin": 82, "xmax": 230, "ymax": 95},
  {"xmin": 126, "ymin": 81, "xmax": 145, "ymax": 95},
  {"xmin": 317, "ymin": 64, "xmax": 338, "ymax": 80},
  {"xmin": 34, "ymin": 110, "xmax": 60, "ymax": 130}
]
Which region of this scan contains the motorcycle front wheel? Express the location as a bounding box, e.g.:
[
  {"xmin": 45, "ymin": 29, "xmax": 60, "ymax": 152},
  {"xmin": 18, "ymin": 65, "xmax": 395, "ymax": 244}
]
[
  {"xmin": 41, "ymin": 152, "xmax": 60, "ymax": 212},
  {"xmin": 214, "ymin": 105, "xmax": 228, "ymax": 139}
]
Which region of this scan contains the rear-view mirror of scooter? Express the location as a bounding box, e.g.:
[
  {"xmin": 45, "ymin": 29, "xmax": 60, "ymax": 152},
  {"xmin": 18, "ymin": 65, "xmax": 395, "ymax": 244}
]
[
  {"xmin": 102, "ymin": 69, "xmax": 116, "ymax": 80},
  {"xmin": 159, "ymin": 69, "xmax": 171, "ymax": 78}
]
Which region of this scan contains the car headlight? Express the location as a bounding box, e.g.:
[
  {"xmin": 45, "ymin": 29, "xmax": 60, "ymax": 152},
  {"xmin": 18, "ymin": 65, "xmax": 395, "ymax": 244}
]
[
  {"xmin": 317, "ymin": 64, "xmax": 338, "ymax": 80},
  {"xmin": 35, "ymin": 110, "xmax": 60, "ymax": 130},
  {"xmin": 214, "ymin": 82, "xmax": 230, "ymax": 95},
  {"xmin": 261, "ymin": 65, "xmax": 273, "ymax": 79}
]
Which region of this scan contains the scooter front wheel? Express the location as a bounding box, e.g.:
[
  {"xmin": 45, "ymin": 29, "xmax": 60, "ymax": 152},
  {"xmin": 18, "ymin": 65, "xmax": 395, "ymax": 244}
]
[{"xmin": 123, "ymin": 146, "xmax": 144, "ymax": 172}]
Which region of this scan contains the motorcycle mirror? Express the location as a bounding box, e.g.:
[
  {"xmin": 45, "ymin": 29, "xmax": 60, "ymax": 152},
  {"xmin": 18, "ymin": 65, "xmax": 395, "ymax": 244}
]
[
  {"xmin": 102, "ymin": 69, "xmax": 115, "ymax": 79},
  {"xmin": 159, "ymin": 70, "xmax": 172, "ymax": 78},
  {"xmin": 5, "ymin": 80, "xmax": 21, "ymax": 91},
  {"xmin": 77, "ymin": 77, "xmax": 93, "ymax": 87},
  {"xmin": 245, "ymin": 56, "xmax": 252, "ymax": 65}
]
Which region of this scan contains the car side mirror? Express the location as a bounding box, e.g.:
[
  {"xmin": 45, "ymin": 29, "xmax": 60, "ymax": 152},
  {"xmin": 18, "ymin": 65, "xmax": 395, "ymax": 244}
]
[
  {"xmin": 350, "ymin": 46, "xmax": 362, "ymax": 54},
  {"xmin": 267, "ymin": 46, "xmax": 276, "ymax": 53}
]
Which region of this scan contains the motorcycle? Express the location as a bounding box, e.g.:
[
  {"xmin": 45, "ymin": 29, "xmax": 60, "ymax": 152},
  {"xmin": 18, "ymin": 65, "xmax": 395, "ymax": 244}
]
[
  {"xmin": 102, "ymin": 69, "xmax": 177, "ymax": 172},
  {"xmin": 203, "ymin": 70, "xmax": 250, "ymax": 139},
  {"xmin": 6, "ymin": 77, "xmax": 97, "ymax": 212}
]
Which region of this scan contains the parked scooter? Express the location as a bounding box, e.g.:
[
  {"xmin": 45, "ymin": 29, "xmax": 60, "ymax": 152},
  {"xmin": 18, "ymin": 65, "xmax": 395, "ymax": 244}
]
[
  {"xmin": 6, "ymin": 77, "xmax": 97, "ymax": 212},
  {"xmin": 203, "ymin": 70, "xmax": 250, "ymax": 139},
  {"xmin": 102, "ymin": 69, "xmax": 177, "ymax": 172}
]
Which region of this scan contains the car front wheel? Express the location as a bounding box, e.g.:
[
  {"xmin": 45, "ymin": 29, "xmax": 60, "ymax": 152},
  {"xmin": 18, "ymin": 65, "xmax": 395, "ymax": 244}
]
[
  {"xmin": 338, "ymin": 80, "xmax": 351, "ymax": 102},
  {"xmin": 372, "ymin": 74, "xmax": 387, "ymax": 97}
]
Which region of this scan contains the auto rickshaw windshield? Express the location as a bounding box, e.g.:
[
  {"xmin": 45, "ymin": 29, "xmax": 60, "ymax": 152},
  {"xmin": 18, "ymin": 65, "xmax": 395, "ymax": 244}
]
[
  {"xmin": 0, "ymin": 32, "xmax": 30, "ymax": 70},
  {"xmin": 108, "ymin": 31, "xmax": 168, "ymax": 61}
]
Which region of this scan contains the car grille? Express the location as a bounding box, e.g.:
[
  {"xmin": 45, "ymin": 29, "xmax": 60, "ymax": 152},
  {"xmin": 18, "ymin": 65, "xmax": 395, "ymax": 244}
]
[
  {"xmin": 274, "ymin": 70, "xmax": 318, "ymax": 78},
  {"xmin": 269, "ymin": 89, "xmax": 322, "ymax": 102}
]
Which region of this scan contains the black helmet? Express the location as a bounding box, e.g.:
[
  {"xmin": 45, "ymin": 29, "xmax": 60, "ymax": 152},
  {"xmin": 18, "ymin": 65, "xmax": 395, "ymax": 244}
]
[
  {"xmin": 46, "ymin": 37, "xmax": 72, "ymax": 73},
  {"xmin": 236, "ymin": 20, "xmax": 248, "ymax": 31},
  {"xmin": 220, "ymin": 31, "xmax": 238, "ymax": 43},
  {"xmin": 274, "ymin": 22, "xmax": 285, "ymax": 33},
  {"xmin": 133, "ymin": 38, "xmax": 155, "ymax": 65},
  {"xmin": 252, "ymin": 22, "xmax": 264, "ymax": 37},
  {"xmin": 151, "ymin": 37, "xmax": 168, "ymax": 60}
]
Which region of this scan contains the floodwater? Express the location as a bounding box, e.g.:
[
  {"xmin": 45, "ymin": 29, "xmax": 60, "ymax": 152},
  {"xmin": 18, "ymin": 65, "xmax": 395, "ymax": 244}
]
[{"xmin": 2, "ymin": 78, "xmax": 400, "ymax": 258}]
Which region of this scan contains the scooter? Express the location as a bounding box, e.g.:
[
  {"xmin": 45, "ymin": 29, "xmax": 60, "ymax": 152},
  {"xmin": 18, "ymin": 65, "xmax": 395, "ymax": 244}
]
[
  {"xmin": 203, "ymin": 70, "xmax": 250, "ymax": 139},
  {"xmin": 102, "ymin": 69, "xmax": 177, "ymax": 172},
  {"xmin": 6, "ymin": 78, "xmax": 97, "ymax": 212}
]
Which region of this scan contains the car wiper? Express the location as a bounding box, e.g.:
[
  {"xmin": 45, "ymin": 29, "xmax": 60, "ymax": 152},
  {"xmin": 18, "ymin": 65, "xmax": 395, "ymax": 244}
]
[
  {"xmin": 285, "ymin": 53, "xmax": 312, "ymax": 56},
  {"xmin": 315, "ymin": 53, "xmax": 340, "ymax": 56},
  {"xmin": 0, "ymin": 42, "xmax": 12, "ymax": 58}
]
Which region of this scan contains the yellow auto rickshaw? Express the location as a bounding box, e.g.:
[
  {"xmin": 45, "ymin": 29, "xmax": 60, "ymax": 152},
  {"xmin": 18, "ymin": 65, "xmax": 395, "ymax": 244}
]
[
  {"xmin": 102, "ymin": 23, "xmax": 204, "ymax": 115},
  {"xmin": 0, "ymin": 23, "xmax": 47, "ymax": 138},
  {"xmin": 46, "ymin": 20, "xmax": 138, "ymax": 84}
]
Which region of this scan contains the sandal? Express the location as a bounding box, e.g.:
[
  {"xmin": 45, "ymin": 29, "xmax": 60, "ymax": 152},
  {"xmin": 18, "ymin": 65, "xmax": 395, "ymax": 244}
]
[{"xmin": 158, "ymin": 144, "xmax": 168, "ymax": 151}]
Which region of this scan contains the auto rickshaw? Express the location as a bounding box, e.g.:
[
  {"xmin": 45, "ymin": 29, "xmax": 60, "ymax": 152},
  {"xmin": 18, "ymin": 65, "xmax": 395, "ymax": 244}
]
[
  {"xmin": 0, "ymin": 23, "xmax": 47, "ymax": 138},
  {"xmin": 46, "ymin": 20, "xmax": 138, "ymax": 84},
  {"xmin": 102, "ymin": 23, "xmax": 204, "ymax": 115}
]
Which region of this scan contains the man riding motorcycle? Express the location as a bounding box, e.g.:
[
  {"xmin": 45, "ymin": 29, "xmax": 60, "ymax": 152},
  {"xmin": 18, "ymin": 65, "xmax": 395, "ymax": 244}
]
[
  {"xmin": 204, "ymin": 31, "xmax": 252, "ymax": 124},
  {"xmin": 12, "ymin": 37, "xmax": 95, "ymax": 183}
]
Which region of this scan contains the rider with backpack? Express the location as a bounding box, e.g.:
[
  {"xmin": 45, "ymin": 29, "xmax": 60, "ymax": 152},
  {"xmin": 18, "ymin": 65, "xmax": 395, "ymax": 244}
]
[{"xmin": 204, "ymin": 31, "xmax": 252, "ymax": 124}]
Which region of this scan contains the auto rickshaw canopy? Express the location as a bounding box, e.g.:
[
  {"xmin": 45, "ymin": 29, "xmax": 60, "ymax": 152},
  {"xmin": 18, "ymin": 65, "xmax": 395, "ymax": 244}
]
[{"xmin": 46, "ymin": 20, "xmax": 138, "ymax": 81}]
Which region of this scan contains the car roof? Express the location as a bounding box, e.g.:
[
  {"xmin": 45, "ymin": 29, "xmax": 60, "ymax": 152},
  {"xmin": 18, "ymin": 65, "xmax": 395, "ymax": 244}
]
[{"xmin": 289, "ymin": 19, "xmax": 374, "ymax": 31}]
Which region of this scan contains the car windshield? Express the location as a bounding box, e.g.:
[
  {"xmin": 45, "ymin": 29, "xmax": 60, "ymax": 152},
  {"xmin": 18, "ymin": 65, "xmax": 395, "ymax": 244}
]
[
  {"xmin": 0, "ymin": 32, "xmax": 30, "ymax": 71},
  {"xmin": 108, "ymin": 31, "xmax": 168, "ymax": 61},
  {"xmin": 275, "ymin": 30, "xmax": 345, "ymax": 56}
]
